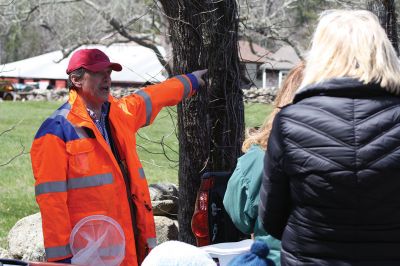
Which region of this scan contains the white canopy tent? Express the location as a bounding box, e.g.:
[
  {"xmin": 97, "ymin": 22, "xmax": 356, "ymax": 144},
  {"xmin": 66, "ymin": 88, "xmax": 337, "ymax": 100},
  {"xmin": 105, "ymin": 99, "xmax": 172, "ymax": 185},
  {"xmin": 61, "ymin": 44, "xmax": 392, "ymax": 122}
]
[{"xmin": 0, "ymin": 43, "xmax": 167, "ymax": 86}]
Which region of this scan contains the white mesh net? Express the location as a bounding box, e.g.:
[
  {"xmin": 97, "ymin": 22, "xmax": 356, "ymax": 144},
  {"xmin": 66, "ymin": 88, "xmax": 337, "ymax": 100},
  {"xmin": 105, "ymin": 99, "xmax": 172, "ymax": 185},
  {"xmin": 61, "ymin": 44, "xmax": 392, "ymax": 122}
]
[{"xmin": 70, "ymin": 215, "xmax": 125, "ymax": 266}]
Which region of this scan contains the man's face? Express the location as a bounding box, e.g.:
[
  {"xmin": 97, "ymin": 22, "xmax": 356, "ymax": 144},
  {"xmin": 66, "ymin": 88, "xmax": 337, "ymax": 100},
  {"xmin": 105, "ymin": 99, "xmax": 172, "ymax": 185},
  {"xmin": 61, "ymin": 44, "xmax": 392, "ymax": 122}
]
[{"xmin": 79, "ymin": 68, "xmax": 112, "ymax": 106}]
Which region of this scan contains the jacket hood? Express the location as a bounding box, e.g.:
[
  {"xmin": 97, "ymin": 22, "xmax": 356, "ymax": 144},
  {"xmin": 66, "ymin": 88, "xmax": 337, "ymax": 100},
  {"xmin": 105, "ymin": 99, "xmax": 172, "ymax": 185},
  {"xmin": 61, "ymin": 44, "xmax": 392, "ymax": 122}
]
[{"xmin": 293, "ymin": 77, "xmax": 394, "ymax": 104}]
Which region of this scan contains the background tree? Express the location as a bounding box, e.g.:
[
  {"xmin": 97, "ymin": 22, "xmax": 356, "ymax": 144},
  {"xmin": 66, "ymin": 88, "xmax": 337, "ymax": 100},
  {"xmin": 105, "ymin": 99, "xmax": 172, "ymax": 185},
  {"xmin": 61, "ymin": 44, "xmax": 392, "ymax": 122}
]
[
  {"xmin": 237, "ymin": 0, "xmax": 366, "ymax": 58},
  {"xmin": 158, "ymin": 0, "xmax": 244, "ymax": 244},
  {"xmin": 0, "ymin": 0, "xmax": 160, "ymax": 64},
  {"xmin": 368, "ymin": 0, "xmax": 399, "ymax": 54}
]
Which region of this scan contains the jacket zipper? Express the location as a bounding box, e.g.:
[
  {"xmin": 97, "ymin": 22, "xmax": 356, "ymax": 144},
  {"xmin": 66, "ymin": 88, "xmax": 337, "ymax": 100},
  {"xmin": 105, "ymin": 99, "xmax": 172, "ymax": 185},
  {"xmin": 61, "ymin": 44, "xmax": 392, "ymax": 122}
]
[{"xmin": 104, "ymin": 107, "xmax": 141, "ymax": 259}]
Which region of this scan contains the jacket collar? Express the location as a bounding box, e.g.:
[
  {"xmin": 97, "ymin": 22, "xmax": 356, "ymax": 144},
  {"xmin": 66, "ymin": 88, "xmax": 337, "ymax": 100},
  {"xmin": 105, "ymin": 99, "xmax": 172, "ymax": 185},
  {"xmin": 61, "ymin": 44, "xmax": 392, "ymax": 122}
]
[
  {"xmin": 293, "ymin": 77, "xmax": 393, "ymax": 104},
  {"xmin": 68, "ymin": 89, "xmax": 91, "ymax": 121},
  {"xmin": 68, "ymin": 90, "xmax": 114, "ymax": 122}
]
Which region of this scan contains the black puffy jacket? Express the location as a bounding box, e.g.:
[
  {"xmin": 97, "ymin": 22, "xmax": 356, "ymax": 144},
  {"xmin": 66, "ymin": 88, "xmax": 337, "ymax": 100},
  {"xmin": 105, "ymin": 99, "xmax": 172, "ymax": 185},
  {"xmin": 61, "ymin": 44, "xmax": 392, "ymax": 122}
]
[{"xmin": 259, "ymin": 78, "xmax": 400, "ymax": 266}]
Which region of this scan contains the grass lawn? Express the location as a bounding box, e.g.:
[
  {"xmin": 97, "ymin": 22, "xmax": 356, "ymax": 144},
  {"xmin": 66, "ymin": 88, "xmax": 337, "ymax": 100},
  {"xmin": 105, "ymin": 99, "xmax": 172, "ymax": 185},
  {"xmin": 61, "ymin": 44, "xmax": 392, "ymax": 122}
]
[{"xmin": 0, "ymin": 100, "xmax": 271, "ymax": 248}]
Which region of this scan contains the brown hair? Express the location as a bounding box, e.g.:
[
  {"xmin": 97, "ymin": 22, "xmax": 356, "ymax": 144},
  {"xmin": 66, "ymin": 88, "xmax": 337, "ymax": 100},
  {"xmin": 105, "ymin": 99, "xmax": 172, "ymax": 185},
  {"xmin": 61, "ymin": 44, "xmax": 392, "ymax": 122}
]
[{"xmin": 242, "ymin": 61, "xmax": 305, "ymax": 152}]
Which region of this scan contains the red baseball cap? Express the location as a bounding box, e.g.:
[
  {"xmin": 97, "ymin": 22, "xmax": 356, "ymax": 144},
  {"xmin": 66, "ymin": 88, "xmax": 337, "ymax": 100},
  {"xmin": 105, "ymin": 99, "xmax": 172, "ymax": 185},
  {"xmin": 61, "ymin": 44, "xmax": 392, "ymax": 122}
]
[{"xmin": 66, "ymin": 48, "xmax": 122, "ymax": 74}]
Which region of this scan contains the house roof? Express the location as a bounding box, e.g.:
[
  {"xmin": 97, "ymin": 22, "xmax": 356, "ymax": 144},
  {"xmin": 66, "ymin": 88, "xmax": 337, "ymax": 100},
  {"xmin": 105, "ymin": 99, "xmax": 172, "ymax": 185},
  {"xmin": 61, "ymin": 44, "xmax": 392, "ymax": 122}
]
[
  {"xmin": 0, "ymin": 43, "xmax": 167, "ymax": 83},
  {"xmin": 238, "ymin": 40, "xmax": 272, "ymax": 63},
  {"xmin": 261, "ymin": 45, "xmax": 301, "ymax": 71}
]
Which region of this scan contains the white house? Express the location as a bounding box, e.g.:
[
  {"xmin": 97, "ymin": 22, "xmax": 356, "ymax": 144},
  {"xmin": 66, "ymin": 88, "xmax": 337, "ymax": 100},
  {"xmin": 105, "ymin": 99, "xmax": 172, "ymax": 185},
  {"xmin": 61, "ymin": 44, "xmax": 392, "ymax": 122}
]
[
  {"xmin": 0, "ymin": 43, "xmax": 167, "ymax": 89},
  {"xmin": 260, "ymin": 45, "xmax": 301, "ymax": 89}
]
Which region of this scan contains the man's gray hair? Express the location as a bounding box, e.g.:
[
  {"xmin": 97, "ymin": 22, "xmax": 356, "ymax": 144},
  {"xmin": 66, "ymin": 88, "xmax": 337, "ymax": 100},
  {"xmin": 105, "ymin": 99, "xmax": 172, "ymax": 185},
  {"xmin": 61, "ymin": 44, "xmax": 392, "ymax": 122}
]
[{"xmin": 67, "ymin": 68, "xmax": 86, "ymax": 90}]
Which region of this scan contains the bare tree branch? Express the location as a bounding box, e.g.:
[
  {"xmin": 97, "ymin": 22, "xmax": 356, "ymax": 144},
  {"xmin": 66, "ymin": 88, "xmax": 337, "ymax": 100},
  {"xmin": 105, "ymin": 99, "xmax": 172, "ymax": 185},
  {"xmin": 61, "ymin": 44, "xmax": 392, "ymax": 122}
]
[
  {"xmin": 1, "ymin": 0, "xmax": 82, "ymax": 19},
  {"xmin": 0, "ymin": 140, "xmax": 28, "ymax": 167},
  {"xmin": 55, "ymin": 40, "xmax": 101, "ymax": 62},
  {"xmin": 81, "ymin": 0, "xmax": 172, "ymax": 76},
  {"xmin": 140, "ymin": 159, "xmax": 176, "ymax": 169},
  {"xmin": 0, "ymin": 120, "xmax": 27, "ymax": 167},
  {"xmin": 0, "ymin": 119, "xmax": 23, "ymax": 137},
  {"xmin": 272, "ymin": 36, "xmax": 305, "ymax": 61},
  {"xmin": 0, "ymin": 0, "xmax": 15, "ymax": 7},
  {"xmin": 137, "ymin": 130, "xmax": 179, "ymax": 164}
]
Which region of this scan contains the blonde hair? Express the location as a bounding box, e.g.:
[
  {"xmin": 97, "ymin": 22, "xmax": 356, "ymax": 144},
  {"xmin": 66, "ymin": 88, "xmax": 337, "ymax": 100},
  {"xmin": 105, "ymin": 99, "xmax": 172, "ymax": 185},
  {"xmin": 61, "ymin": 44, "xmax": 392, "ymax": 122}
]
[
  {"xmin": 242, "ymin": 62, "xmax": 305, "ymax": 152},
  {"xmin": 301, "ymin": 10, "xmax": 400, "ymax": 94}
]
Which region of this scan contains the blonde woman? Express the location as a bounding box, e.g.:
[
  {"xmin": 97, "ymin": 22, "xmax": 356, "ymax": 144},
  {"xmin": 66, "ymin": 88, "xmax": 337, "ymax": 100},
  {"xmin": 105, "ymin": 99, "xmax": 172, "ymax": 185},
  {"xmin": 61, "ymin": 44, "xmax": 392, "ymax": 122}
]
[
  {"xmin": 223, "ymin": 63, "xmax": 304, "ymax": 266},
  {"xmin": 259, "ymin": 10, "xmax": 400, "ymax": 265}
]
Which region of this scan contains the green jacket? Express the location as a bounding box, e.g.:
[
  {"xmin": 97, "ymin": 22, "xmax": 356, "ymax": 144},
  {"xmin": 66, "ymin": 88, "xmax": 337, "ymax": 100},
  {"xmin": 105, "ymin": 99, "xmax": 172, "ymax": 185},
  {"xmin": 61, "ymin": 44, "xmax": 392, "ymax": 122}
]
[{"xmin": 223, "ymin": 145, "xmax": 281, "ymax": 265}]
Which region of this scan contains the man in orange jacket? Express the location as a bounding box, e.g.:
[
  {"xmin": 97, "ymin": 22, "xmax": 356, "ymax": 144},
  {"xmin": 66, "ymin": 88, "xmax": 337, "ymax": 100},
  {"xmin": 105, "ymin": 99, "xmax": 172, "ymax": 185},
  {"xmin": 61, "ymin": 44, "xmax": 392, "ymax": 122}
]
[{"xmin": 31, "ymin": 48, "xmax": 207, "ymax": 265}]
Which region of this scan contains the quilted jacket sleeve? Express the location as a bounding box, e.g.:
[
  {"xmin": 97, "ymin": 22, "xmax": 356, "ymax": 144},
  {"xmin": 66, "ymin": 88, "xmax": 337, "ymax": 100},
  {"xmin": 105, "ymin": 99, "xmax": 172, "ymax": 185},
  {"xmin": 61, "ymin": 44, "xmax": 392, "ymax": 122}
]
[{"xmin": 258, "ymin": 111, "xmax": 291, "ymax": 240}]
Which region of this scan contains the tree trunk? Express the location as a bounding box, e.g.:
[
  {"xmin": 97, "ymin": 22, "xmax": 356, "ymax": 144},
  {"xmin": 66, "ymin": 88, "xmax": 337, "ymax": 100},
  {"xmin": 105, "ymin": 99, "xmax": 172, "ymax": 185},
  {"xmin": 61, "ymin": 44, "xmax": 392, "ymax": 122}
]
[
  {"xmin": 158, "ymin": 0, "xmax": 244, "ymax": 244},
  {"xmin": 367, "ymin": 0, "xmax": 399, "ymax": 55}
]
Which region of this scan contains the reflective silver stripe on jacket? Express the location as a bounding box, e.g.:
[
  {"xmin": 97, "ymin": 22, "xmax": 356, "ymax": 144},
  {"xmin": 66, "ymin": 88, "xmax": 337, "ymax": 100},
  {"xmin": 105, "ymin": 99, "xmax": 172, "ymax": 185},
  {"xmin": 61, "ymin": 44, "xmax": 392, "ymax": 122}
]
[
  {"xmin": 68, "ymin": 173, "xmax": 113, "ymax": 190},
  {"xmin": 134, "ymin": 90, "xmax": 152, "ymax": 126},
  {"xmin": 35, "ymin": 173, "xmax": 113, "ymax": 196},
  {"xmin": 35, "ymin": 181, "xmax": 67, "ymax": 196},
  {"xmin": 45, "ymin": 244, "xmax": 72, "ymax": 259},
  {"xmin": 175, "ymin": 75, "xmax": 191, "ymax": 99}
]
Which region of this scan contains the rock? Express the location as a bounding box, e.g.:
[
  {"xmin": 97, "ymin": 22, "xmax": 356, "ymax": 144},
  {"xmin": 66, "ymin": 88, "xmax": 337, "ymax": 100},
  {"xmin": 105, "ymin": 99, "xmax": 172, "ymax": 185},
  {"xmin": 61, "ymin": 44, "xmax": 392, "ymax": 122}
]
[
  {"xmin": 152, "ymin": 200, "xmax": 177, "ymax": 216},
  {"xmin": 149, "ymin": 183, "xmax": 178, "ymax": 201},
  {"xmin": 0, "ymin": 247, "xmax": 12, "ymax": 259},
  {"xmin": 149, "ymin": 183, "xmax": 179, "ymax": 216},
  {"xmin": 154, "ymin": 216, "xmax": 179, "ymax": 244},
  {"xmin": 55, "ymin": 88, "xmax": 68, "ymax": 96},
  {"xmin": 33, "ymin": 94, "xmax": 46, "ymax": 101},
  {"xmin": 150, "ymin": 184, "xmax": 179, "ymax": 216},
  {"xmin": 7, "ymin": 213, "xmax": 45, "ymax": 262},
  {"xmin": 242, "ymin": 87, "xmax": 276, "ymax": 104},
  {"xmin": 26, "ymin": 95, "xmax": 35, "ymax": 101},
  {"xmin": 111, "ymin": 87, "xmax": 138, "ymax": 98}
]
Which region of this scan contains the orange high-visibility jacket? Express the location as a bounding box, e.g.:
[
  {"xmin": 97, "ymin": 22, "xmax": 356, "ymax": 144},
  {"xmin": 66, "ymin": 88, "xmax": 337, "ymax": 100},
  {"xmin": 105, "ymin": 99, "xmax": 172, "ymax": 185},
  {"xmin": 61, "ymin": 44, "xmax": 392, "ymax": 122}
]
[{"xmin": 31, "ymin": 75, "xmax": 198, "ymax": 266}]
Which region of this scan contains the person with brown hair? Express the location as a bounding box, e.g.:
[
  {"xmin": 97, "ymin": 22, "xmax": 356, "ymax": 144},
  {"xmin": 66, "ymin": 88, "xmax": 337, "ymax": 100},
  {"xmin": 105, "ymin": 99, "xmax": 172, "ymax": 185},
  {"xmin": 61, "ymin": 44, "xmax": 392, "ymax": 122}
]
[
  {"xmin": 223, "ymin": 62, "xmax": 304, "ymax": 266},
  {"xmin": 242, "ymin": 62, "xmax": 305, "ymax": 153}
]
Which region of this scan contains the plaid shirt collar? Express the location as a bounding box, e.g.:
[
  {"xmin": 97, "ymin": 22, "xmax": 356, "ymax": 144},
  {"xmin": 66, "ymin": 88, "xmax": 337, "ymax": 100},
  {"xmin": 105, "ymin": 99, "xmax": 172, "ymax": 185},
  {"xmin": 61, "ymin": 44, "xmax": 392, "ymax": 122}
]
[{"xmin": 86, "ymin": 102, "xmax": 110, "ymax": 145}]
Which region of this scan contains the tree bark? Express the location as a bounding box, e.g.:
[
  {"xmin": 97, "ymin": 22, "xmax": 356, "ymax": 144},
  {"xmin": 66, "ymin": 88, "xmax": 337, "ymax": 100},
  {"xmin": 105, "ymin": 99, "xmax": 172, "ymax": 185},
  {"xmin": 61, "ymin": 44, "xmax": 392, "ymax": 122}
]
[
  {"xmin": 158, "ymin": 0, "xmax": 244, "ymax": 244},
  {"xmin": 367, "ymin": 0, "xmax": 399, "ymax": 55}
]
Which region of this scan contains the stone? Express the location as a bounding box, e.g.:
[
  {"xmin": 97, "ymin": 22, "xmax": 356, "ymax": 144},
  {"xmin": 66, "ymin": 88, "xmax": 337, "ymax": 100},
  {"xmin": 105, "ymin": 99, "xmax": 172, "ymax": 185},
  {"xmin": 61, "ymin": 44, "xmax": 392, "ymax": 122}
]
[
  {"xmin": 7, "ymin": 213, "xmax": 45, "ymax": 262},
  {"xmin": 150, "ymin": 183, "xmax": 179, "ymax": 216},
  {"xmin": 0, "ymin": 247, "xmax": 12, "ymax": 259},
  {"xmin": 152, "ymin": 200, "xmax": 177, "ymax": 216},
  {"xmin": 154, "ymin": 216, "xmax": 179, "ymax": 244},
  {"xmin": 242, "ymin": 87, "xmax": 276, "ymax": 104},
  {"xmin": 149, "ymin": 183, "xmax": 178, "ymax": 201}
]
